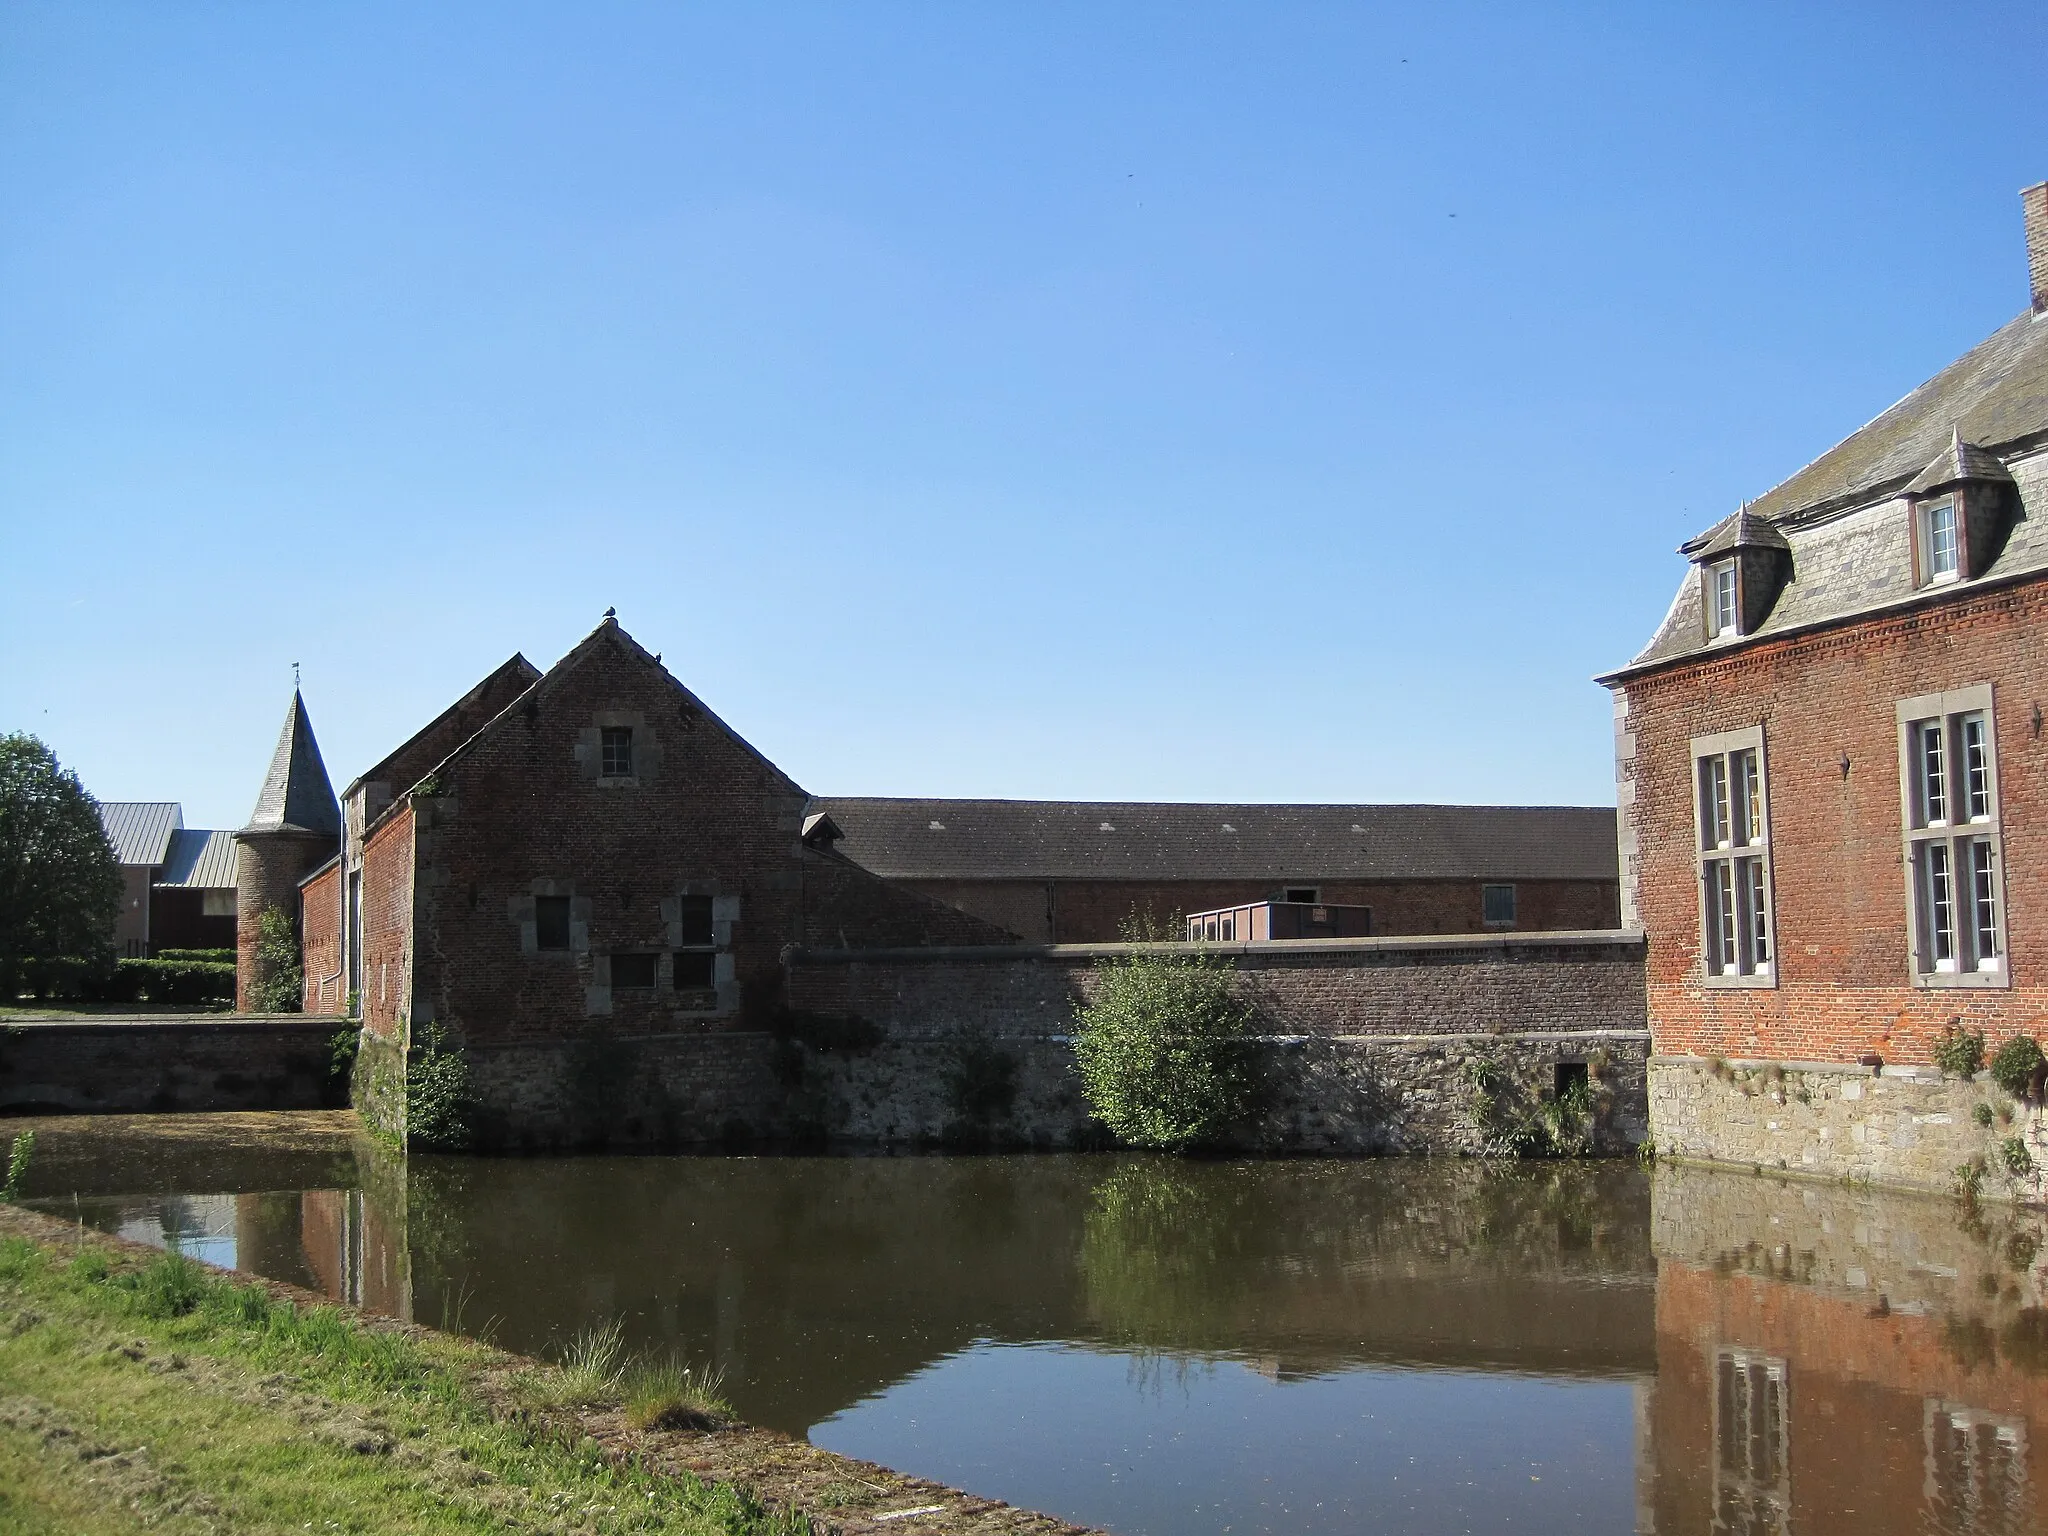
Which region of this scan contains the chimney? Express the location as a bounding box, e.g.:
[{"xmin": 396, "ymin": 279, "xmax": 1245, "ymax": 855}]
[{"xmin": 2026, "ymin": 181, "xmax": 2048, "ymax": 315}]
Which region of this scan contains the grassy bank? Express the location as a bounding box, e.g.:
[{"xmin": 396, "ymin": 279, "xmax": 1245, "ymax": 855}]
[
  {"xmin": 0, "ymin": 1221, "xmax": 809, "ymax": 1535},
  {"xmin": 0, "ymin": 1205, "xmax": 1091, "ymax": 1536}
]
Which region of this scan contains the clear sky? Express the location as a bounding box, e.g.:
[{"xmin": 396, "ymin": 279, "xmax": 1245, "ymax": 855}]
[{"xmin": 3, "ymin": 3, "xmax": 2045, "ymax": 828}]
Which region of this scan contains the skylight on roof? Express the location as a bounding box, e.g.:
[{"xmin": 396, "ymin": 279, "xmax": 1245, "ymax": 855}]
[
  {"xmin": 1099, "ymin": 822, "xmax": 1115, "ymax": 831},
  {"xmin": 928, "ymin": 820, "xmax": 945, "ymax": 831}
]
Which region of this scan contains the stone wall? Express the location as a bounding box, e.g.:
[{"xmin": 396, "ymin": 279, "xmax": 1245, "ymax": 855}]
[
  {"xmin": 435, "ymin": 932, "xmax": 1650, "ymax": 1153},
  {"xmin": 0, "ymin": 1016, "xmax": 347, "ymax": 1115},
  {"xmin": 1649, "ymin": 1055, "xmax": 2048, "ymax": 1201}
]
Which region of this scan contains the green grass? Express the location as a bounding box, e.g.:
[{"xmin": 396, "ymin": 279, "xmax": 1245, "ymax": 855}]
[{"xmin": 0, "ymin": 1233, "xmax": 808, "ymax": 1535}]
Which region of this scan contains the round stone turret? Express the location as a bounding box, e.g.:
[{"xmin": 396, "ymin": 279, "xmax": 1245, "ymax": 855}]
[{"xmin": 234, "ymin": 690, "xmax": 341, "ymax": 1011}]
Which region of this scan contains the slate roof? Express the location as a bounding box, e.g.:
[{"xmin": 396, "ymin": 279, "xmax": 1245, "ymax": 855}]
[
  {"xmin": 241, "ymin": 691, "xmax": 341, "ymax": 838},
  {"xmin": 1612, "ymin": 305, "xmax": 2048, "ymax": 681},
  {"xmin": 810, "ymin": 799, "xmax": 1620, "ymax": 884},
  {"xmin": 97, "ymin": 802, "xmax": 182, "ymax": 868},
  {"xmin": 155, "ymin": 828, "xmax": 238, "ymax": 890}
]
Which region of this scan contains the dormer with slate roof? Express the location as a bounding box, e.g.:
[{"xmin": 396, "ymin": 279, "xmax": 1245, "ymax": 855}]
[
  {"xmin": 1681, "ymin": 507, "xmax": 1792, "ymax": 642},
  {"xmin": 1903, "ymin": 428, "xmax": 2019, "ymax": 588}
]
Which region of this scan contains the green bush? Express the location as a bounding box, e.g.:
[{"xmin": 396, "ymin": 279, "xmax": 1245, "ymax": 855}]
[
  {"xmin": 1991, "ymin": 1036, "xmax": 2044, "ymax": 1099},
  {"xmin": 249, "ymin": 905, "xmax": 302, "ymax": 1012},
  {"xmin": 406, "ymin": 1022, "xmax": 477, "ymax": 1152},
  {"xmin": 154, "ymin": 947, "xmax": 234, "ymax": 965},
  {"xmin": 1072, "ymin": 944, "xmax": 1254, "ymax": 1152},
  {"xmin": 1934, "ymin": 1024, "xmax": 1987, "ymax": 1077}
]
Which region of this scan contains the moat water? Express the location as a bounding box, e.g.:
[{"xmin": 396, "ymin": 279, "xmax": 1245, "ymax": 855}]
[{"xmin": 13, "ymin": 1112, "xmax": 2048, "ymax": 1535}]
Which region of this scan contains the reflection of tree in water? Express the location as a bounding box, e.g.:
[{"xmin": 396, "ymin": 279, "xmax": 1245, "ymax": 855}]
[{"xmin": 1078, "ymin": 1156, "xmax": 1652, "ymax": 1361}]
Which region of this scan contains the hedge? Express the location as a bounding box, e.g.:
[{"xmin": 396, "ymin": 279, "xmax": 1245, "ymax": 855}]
[
  {"xmin": 154, "ymin": 948, "xmax": 235, "ymax": 966},
  {"xmin": 11, "ymin": 957, "xmax": 235, "ymax": 1007}
]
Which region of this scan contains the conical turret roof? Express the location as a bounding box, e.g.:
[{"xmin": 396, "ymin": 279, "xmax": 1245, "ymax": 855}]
[{"xmin": 240, "ymin": 690, "xmax": 341, "ymax": 837}]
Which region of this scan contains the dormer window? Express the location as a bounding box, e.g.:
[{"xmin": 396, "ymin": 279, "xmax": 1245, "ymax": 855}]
[
  {"xmin": 1707, "ymin": 559, "xmax": 1739, "ymax": 638},
  {"xmin": 1918, "ymin": 498, "xmax": 1960, "ymax": 585}
]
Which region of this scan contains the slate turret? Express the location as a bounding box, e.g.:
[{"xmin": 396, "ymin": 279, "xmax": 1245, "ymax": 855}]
[{"xmin": 234, "ymin": 689, "xmax": 341, "ymax": 1011}]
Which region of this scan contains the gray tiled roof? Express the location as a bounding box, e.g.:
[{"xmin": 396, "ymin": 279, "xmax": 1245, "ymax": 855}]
[
  {"xmin": 811, "ymin": 799, "xmax": 1619, "ymax": 883},
  {"xmin": 97, "ymin": 802, "xmax": 182, "ymax": 868},
  {"xmin": 241, "ymin": 691, "xmax": 341, "ymax": 838},
  {"xmin": 1746, "ymin": 311, "xmax": 2048, "ymax": 523},
  {"xmin": 156, "ymin": 828, "xmax": 238, "ymax": 890},
  {"xmin": 1615, "ymin": 305, "xmax": 2048, "ymax": 680}
]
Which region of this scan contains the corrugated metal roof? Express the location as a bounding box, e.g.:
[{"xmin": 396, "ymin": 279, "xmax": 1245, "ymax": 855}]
[
  {"xmin": 812, "ymin": 799, "xmax": 1620, "ymax": 884},
  {"xmin": 156, "ymin": 828, "xmax": 238, "ymax": 890},
  {"xmin": 97, "ymin": 802, "xmax": 182, "ymax": 868}
]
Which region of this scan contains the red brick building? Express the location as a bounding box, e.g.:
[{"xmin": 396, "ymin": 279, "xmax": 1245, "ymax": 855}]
[
  {"xmin": 1603, "ymin": 183, "xmax": 2048, "ymax": 1187},
  {"xmin": 296, "ymin": 616, "xmax": 1009, "ymax": 1142}
]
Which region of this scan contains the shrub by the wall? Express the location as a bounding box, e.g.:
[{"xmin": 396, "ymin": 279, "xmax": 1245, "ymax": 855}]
[{"xmin": 1072, "ymin": 944, "xmax": 1254, "ymax": 1152}]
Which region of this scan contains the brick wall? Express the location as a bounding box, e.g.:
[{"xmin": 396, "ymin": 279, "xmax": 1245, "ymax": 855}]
[
  {"xmin": 1615, "ymin": 573, "xmax": 2048, "ymax": 1067},
  {"xmin": 234, "ymin": 829, "xmax": 333, "ymax": 1011},
  {"xmin": 0, "ymin": 1017, "xmax": 343, "ymax": 1114},
  {"xmin": 360, "ymin": 805, "xmax": 414, "ymax": 1043},
  {"xmin": 895, "ymin": 876, "xmax": 1619, "ymax": 943},
  {"xmin": 299, "ymin": 861, "xmax": 344, "ymax": 1015},
  {"xmin": 788, "ymin": 932, "xmax": 1646, "ymax": 1041}
]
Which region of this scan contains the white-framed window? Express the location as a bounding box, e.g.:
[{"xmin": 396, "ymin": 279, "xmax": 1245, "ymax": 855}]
[
  {"xmin": 1707, "ymin": 558, "xmax": 1739, "ymax": 638},
  {"xmin": 1899, "ymin": 686, "xmax": 2006, "ymax": 985},
  {"xmin": 1693, "ymin": 727, "xmax": 1774, "ymax": 985},
  {"xmin": 600, "ymin": 726, "xmax": 634, "ymax": 777},
  {"xmin": 1482, "ymin": 884, "xmax": 1517, "ymax": 927},
  {"xmin": 1918, "ymin": 498, "xmax": 1961, "ymax": 586}
]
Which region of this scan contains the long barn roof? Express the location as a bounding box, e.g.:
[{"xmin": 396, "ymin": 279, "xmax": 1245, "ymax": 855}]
[
  {"xmin": 97, "ymin": 802, "xmax": 182, "ymax": 868},
  {"xmin": 811, "ymin": 799, "xmax": 1618, "ymax": 884}
]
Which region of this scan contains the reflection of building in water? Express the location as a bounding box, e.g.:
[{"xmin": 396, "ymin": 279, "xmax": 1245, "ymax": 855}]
[
  {"xmin": 1712, "ymin": 1349, "xmax": 1789, "ymax": 1536},
  {"xmin": 298, "ymin": 1189, "xmax": 410, "ymax": 1321},
  {"xmin": 1925, "ymin": 1401, "xmax": 2029, "ymax": 1536},
  {"xmin": 1652, "ymin": 1260, "xmax": 2048, "ymax": 1535}
]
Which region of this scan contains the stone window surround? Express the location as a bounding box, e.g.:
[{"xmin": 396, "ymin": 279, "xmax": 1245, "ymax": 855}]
[
  {"xmin": 575, "ymin": 710, "xmax": 663, "ymax": 788},
  {"xmin": 1691, "ymin": 725, "xmax": 1778, "ymax": 989},
  {"xmin": 509, "ymin": 880, "xmax": 591, "ymax": 957},
  {"xmin": 1897, "ymin": 683, "xmax": 2009, "ymax": 990},
  {"xmin": 584, "ymin": 884, "xmax": 743, "ymax": 1018}
]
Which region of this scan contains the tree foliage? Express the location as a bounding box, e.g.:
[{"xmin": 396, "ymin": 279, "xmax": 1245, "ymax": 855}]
[
  {"xmin": 1071, "ymin": 944, "xmax": 1254, "ymax": 1151},
  {"xmin": 0, "ymin": 733, "xmax": 121, "ymax": 996},
  {"xmin": 250, "ymin": 905, "xmax": 303, "ymax": 1013}
]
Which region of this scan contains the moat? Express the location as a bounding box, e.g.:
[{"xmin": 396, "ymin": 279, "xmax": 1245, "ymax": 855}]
[{"xmin": 14, "ymin": 1112, "xmax": 2048, "ymax": 1535}]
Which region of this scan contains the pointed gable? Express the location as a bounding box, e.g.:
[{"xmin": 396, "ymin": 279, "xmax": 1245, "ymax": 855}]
[
  {"xmin": 242, "ymin": 691, "xmax": 341, "ymax": 837},
  {"xmin": 349, "ymin": 653, "xmax": 543, "ymax": 801}
]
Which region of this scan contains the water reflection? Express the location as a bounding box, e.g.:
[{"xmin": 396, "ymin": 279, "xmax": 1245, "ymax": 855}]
[{"xmin": 12, "ymin": 1113, "xmax": 2048, "ymax": 1535}]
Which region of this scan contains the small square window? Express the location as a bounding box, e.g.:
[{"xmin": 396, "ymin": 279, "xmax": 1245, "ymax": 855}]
[
  {"xmin": 1482, "ymin": 884, "xmax": 1517, "ymax": 926},
  {"xmin": 601, "ymin": 726, "xmax": 634, "ymax": 777},
  {"xmin": 1284, "ymin": 887, "xmax": 1318, "ymax": 904},
  {"xmin": 674, "ymin": 950, "xmax": 715, "ymax": 990},
  {"xmin": 612, "ymin": 953, "xmax": 658, "ymax": 990},
  {"xmin": 535, "ymin": 896, "xmax": 572, "ymax": 951}
]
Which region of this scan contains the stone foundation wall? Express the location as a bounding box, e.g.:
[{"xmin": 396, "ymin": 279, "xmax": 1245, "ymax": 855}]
[
  {"xmin": 0, "ymin": 1016, "xmax": 347, "ymax": 1116},
  {"xmin": 1649, "ymin": 1055, "xmax": 2048, "ymax": 1201},
  {"xmin": 436, "ymin": 932, "xmax": 1651, "ymax": 1153}
]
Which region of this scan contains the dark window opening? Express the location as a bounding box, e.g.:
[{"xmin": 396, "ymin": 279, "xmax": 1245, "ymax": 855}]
[
  {"xmin": 674, "ymin": 950, "xmax": 715, "ymax": 990},
  {"xmin": 1483, "ymin": 883, "xmax": 1517, "ymax": 926},
  {"xmin": 535, "ymin": 896, "xmax": 572, "ymax": 951},
  {"xmin": 601, "ymin": 726, "xmax": 634, "ymax": 777},
  {"xmin": 1283, "ymin": 887, "xmax": 1318, "ymax": 904},
  {"xmin": 677, "ymin": 894, "xmax": 715, "ymax": 946},
  {"xmin": 1555, "ymin": 1061, "xmax": 1589, "ymax": 1100},
  {"xmin": 612, "ymin": 953, "xmax": 658, "ymax": 990}
]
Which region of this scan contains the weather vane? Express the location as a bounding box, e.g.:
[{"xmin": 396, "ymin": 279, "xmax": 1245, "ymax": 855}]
[{"xmin": 293, "ymin": 661, "xmax": 301, "ymax": 688}]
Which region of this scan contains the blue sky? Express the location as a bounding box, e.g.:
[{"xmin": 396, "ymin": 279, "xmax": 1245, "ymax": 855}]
[{"xmin": 4, "ymin": 2, "xmax": 2045, "ymax": 828}]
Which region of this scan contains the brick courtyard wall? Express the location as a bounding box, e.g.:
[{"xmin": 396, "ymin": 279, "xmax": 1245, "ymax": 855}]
[
  {"xmin": 893, "ymin": 876, "xmax": 1620, "ymax": 943},
  {"xmin": 360, "ymin": 804, "xmax": 415, "ymax": 1044},
  {"xmin": 1613, "ymin": 572, "xmax": 2048, "ymax": 1069},
  {"xmin": 299, "ymin": 861, "xmax": 344, "ymax": 1015}
]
